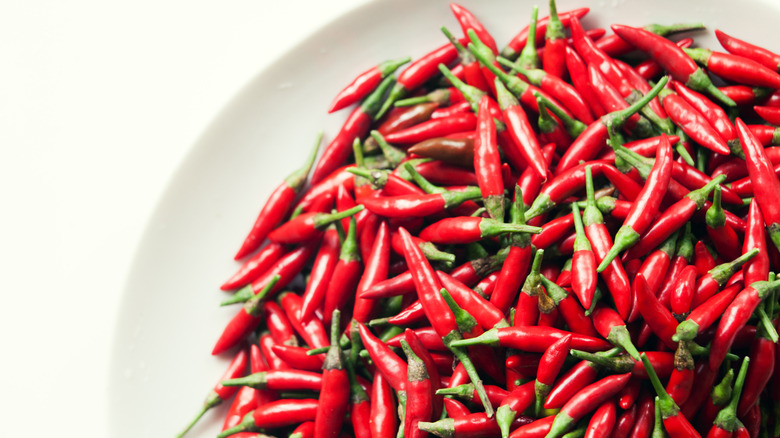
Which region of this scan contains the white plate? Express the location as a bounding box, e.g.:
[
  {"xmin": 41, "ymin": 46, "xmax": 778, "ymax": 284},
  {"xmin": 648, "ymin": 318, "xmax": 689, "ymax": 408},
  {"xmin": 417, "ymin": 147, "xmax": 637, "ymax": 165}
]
[{"xmin": 108, "ymin": 0, "xmax": 780, "ymax": 436}]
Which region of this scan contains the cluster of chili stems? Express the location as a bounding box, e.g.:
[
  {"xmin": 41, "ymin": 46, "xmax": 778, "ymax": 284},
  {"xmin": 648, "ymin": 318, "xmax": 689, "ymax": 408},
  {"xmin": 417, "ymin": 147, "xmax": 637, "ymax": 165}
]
[{"xmin": 178, "ymin": 2, "xmax": 780, "ymax": 437}]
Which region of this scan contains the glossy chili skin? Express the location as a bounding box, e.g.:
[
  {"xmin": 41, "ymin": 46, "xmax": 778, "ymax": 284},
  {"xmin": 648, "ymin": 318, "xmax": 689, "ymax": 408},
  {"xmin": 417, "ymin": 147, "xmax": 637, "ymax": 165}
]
[
  {"xmin": 716, "ymin": 28, "xmax": 780, "ymax": 70},
  {"xmin": 358, "ymin": 323, "xmax": 407, "ymax": 392},
  {"xmin": 300, "ymin": 228, "xmax": 341, "ymax": 322},
  {"xmin": 311, "ymin": 76, "xmax": 394, "ymax": 184},
  {"xmin": 597, "ymin": 134, "xmax": 673, "ymax": 272},
  {"xmin": 253, "ymin": 399, "xmax": 319, "ymax": 429},
  {"xmin": 384, "ymin": 113, "xmax": 477, "ymax": 144},
  {"xmin": 502, "ymin": 7, "xmax": 590, "ymax": 58},
  {"xmin": 662, "ymin": 93, "xmax": 730, "ymax": 155},
  {"xmin": 709, "ymin": 281, "xmax": 779, "ymax": 371},
  {"xmin": 546, "ymin": 373, "xmax": 631, "ymax": 437},
  {"xmin": 736, "ymin": 118, "xmax": 780, "ymax": 251},
  {"xmin": 610, "ymin": 24, "xmax": 734, "ymax": 107},
  {"xmin": 686, "ymin": 47, "xmax": 780, "ymax": 88},
  {"xmin": 222, "ymin": 243, "xmax": 287, "ymax": 291},
  {"xmin": 278, "ymin": 292, "xmax": 329, "ymax": 350},
  {"xmin": 370, "ymin": 373, "xmax": 397, "ymax": 438},
  {"xmin": 328, "ymin": 57, "xmax": 409, "ymax": 113},
  {"xmin": 585, "ymin": 401, "xmax": 616, "ymax": 438},
  {"xmin": 401, "ymin": 340, "xmax": 433, "ymax": 438}
]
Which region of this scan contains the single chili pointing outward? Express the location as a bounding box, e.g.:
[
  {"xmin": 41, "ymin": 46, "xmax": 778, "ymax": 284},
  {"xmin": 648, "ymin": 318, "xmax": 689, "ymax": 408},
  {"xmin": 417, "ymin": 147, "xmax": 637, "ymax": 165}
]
[
  {"xmin": 534, "ymin": 334, "xmax": 572, "ymax": 416},
  {"xmin": 328, "ymin": 57, "xmax": 411, "ymax": 113},
  {"xmin": 684, "ymin": 46, "xmax": 780, "ymax": 88},
  {"xmin": 597, "ymin": 134, "xmax": 673, "ymax": 272},
  {"xmin": 233, "ymin": 134, "xmax": 321, "ymax": 260},
  {"xmin": 490, "ymin": 188, "xmax": 534, "ymax": 315},
  {"xmin": 610, "ymin": 24, "xmax": 736, "ymax": 107}
]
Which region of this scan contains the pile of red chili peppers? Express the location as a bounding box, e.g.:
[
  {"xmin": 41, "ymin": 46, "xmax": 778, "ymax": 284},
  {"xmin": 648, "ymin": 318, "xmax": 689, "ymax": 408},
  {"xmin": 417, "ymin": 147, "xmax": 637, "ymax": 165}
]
[{"xmin": 178, "ymin": 3, "xmax": 780, "ymax": 437}]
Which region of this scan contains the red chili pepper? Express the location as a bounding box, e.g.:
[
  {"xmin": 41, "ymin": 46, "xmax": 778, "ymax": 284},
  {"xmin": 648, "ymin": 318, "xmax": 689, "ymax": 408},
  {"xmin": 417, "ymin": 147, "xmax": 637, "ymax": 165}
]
[
  {"xmin": 672, "ymin": 80, "xmax": 739, "ymax": 152},
  {"xmin": 736, "ymin": 118, "xmax": 780, "ymax": 253},
  {"xmin": 501, "ymin": 7, "xmax": 590, "ymax": 59},
  {"xmin": 329, "ymin": 57, "xmax": 410, "ymax": 113},
  {"xmin": 399, "ymin": 339, "xmax": 433, "ymax": 438},
  {"xmin": 692, "ymin": 246, "xmax": 759, "ymax": 308},
  {"xmin": 743, "ymin": 200, "xmax": 770, "ymax": 286},
  {"xmin": 716, "ymin": 28, "xmax": 780, "ymax": 71},
  {"xmin": 451, "ymin": 325, "xmax": 611, "ymax": 353},
  {"xmin": 268, "ymin": 205, "xmax": 363, "ymax": 245},
  {"xmin": 322, "ymin": 218, "xmax": 362, "ymax": 326},
  {"xmin": 570, "ymin": 203, "xmax": 596, "ymax": 309},
  {"xmin": 611, "ymin": 24, "xmax": 735, "ymax": 107},
  {"xmin": 221, "ymin": 369, "xmax": 323, "ymax": 392},
  {"xmin": 438, "ymin": 271, "xmax": 508, "ymax": 330},
  {"xmin": 492, "ymin": 86, "xmax": 546, "ymax": 180},
  {"xmin": 508, "ymin": 62, "xmax": 594, "ymax": 124},
  {"xmin": 660, "ymin": 91, "xmax": 731, "ymax": 156},
  {"xmin": 585, "ymin": 400, "xmax": 616, "ymax": 438},
  {"xmin": 263, "ymin": 301, "xmax": 298, "ymax": 347},
  {"xmin": 634, "ymin": 38, "xmax": 694, "ymax": 80},
  {"xmin": 278, "ymin": 292, "xmax": 329, "ymax": 350},
  {"xmin": 312, "ymin": 311, "xmax": 349, "ymax": 438},
  {"xmin": 570, "ymin": 17, "xmax": 632, "ymax": 98},
  {"xmin": 564, "ymin": 45, "xmax": 607, "ymax": 117},
  {"xmin": 598, "ymin": 134, "xmax": 673, "ymax": 272},
  {"xmin": 685, "ymin": 46, "xmax": 780, "ymax": 88},
  {"xmin": 178, "ymin": 348, "xmax": 248, "ymax": 437},
  {"xmin": 638, "ymin": 353, "xmax": 701, "ymax": 438},
  {"xmin": 357, "ymin": 322, "xmax": 406, "ymax": 392},
  {"xmin": 546, "ymin": 372, "xmax": 631, "ymax": 437},
  {"xmin": 670, "ymin": 265, "xmax": 697, "ymax": 317},
  {"xmin": 222, "ymin": 243, "xmax": 287, "ymax": 291},
  {"xmin": 271, "ymin": 344, "xmax": 322, "ymax": 371},
  {"xmin": 534, "ymin": 334, "xmax": 572, "ymax": 415},
  {"xmin": 597, "ymin": 22, "xmax": 704, "ymax": 57},
  {"xmin": 618, "ymin": 380, "xmax": 640, "ymax": 410},
  {"xmin": 587, "ymin": 65, "xmax": 649, "ymax": 135},
  {"xmin": 591, "ymin": 304, "xmax": 641, "ymax": 360},
  {"xmin": 311, "ymin": 75, "xmax": 395, "ymax": 184},
  {"xmin": 706, "ymin": 357, "xmax": 751, "ymax": 438},
  {"xmin": 542, "ymin": 0, "xmax": 567, "ymax": 79},
  {"xmin": 581, "ymin": 165, "xmax": 632, "ymax": 320},
  {"xmin": 709, "ymin": 279, "xmax": 780, "ymax": 371},
  {"xmin": 233, "ymin": 135, "xmax": 321, "ymax": 259},
  {"xmin": 217, "ymin": 399, "xmax": 320, "ymax": 437},
  {"xmin": 705, "ymin": 187, "xmax": 742, "ymax": 261},
  {"xmin": 258, "ymin": 333, "xmax": 291, "ymax": 371},
  {"xmin": 383, "ymin": 113, "xmax": 477, "ymax": 145},
  {"xmin": 555, "ymin": 76, "xmax": 668, "ymax": 174},
  {"xmin": 737, "ymin": 332, "xmax": 774, "ymax": 417},
  {"xmin": 212, "ymin": 276, "xmax": 281, "ymax": 355},
  {"xmin": 299, "ymin": 228, "xmax": 340, "ymax": 322},
  {"xmin": 419, "ymin": 216, "xmax": 540, "ymax": 245},
  {"xmin": 450, "ymin": 3, "xmax": 498, "ymax": 54},
  {"xmin": 531, "ymin": 213, "xmax": 574, "ymax": 249},
  {"xmin": 634, "ymin": 274, "xmax": 678, "ymax": 350},
  {"xmin": 474, "ymin": 95, "xmax": 506, "ymax": 219},
  {"xmin": 628, "ymin": 231, "xmax": 677, "ymax": 323},
  {"xmin": 377, "ymin": 42, "xmax": 461, "ymax": 118},
  {"xmin": 370, "ymin": 373, "xmax": 397, "ymax": 438}
]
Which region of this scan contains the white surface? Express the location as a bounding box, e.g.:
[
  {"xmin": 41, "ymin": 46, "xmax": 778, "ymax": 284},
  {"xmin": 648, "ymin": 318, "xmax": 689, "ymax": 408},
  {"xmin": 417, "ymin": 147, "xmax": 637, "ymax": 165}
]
[
  {"xmin": 3, "ymin": 0, "xmax": 780, "ymax": 436},
  {"xmin": 0, "ymin": 1, "xmax": 367, "ymax": 435}
]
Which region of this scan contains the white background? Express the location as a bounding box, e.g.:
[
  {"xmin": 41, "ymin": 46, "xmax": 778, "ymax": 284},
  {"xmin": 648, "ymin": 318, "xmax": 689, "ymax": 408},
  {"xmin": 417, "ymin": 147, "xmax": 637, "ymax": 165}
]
[{"xmin": 0, "ymin": 1, "xmax": 366, "ymax": 435}]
